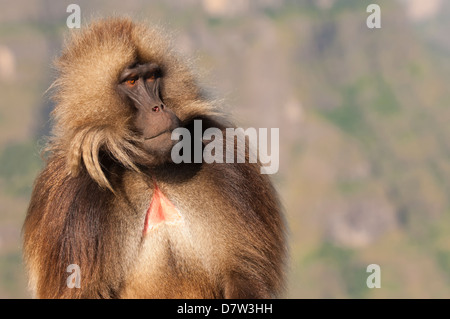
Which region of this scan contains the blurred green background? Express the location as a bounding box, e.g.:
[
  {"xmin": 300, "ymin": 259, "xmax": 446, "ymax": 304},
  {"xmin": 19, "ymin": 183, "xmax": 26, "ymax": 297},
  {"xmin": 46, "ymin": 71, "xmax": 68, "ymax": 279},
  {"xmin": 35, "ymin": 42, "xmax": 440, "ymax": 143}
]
[{"xmin": 1, "ymin": 0, "xmax": 450, "ymax": 298}]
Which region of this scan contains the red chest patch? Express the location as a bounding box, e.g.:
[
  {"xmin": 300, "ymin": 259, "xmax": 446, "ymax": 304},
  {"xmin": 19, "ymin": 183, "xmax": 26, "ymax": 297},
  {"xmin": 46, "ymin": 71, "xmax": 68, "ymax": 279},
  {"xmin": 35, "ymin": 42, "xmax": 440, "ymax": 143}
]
[{"xmin": 143, "ymin": 182, "xmax": 182, "ymax": 235}]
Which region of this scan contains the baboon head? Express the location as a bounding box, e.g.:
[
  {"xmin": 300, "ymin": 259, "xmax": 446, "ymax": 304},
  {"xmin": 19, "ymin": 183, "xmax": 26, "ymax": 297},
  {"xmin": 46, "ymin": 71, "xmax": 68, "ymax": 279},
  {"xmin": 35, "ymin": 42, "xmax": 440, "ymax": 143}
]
[{"xmin": 50, "ymin": 18, "xmax": 218, "ymax": 190}]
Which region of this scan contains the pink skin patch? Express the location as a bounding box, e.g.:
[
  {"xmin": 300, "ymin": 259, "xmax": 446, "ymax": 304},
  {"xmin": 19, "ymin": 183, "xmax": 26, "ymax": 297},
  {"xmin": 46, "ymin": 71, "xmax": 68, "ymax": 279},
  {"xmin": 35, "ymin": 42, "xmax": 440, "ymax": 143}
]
[{"xmin": 143, "ymin": 182, "xmax": 182, "ymax": 235}]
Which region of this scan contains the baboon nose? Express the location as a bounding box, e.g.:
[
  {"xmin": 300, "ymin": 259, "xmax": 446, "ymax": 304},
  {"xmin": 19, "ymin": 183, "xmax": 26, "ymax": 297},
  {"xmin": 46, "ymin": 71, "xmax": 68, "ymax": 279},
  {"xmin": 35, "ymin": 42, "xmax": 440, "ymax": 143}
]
[{"xmin": 152, "ymin": 104, "xmax": 165, "ymax": 112}]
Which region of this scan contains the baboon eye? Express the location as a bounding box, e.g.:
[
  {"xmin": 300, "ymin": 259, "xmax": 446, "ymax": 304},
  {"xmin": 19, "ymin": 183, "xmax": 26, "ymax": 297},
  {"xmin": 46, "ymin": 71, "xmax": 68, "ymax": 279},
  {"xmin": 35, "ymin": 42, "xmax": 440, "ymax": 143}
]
[
  {"xmin": 126, "ymin": 79, "xmax": 136, "ymax": 86},
  {"xmin": 147, "ymin": 74, "xmax": 156, "ymax": 82}
]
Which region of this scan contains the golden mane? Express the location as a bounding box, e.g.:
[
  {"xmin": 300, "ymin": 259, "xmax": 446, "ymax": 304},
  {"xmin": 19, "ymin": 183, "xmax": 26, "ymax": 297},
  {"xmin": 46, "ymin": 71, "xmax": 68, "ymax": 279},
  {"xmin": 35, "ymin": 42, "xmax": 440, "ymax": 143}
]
[{"xmin": 48, "ymin": 17, "xmax": 218, "ymax": 190}]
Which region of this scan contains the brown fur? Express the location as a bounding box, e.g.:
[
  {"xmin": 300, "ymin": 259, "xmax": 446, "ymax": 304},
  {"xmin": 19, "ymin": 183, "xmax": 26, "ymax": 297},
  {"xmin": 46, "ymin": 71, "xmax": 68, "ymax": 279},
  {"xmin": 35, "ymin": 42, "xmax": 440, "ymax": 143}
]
[{"xmin": 22, "ymin": 17, "xmax": 286, "ymax": 298}]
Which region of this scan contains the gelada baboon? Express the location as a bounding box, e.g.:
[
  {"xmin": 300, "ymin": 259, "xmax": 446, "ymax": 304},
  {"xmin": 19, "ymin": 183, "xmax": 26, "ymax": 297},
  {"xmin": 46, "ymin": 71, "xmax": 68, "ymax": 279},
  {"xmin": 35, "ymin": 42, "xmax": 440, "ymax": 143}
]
[{"xmin": 23, "ymin": 17, "xmax": 286, "ymax": 298}]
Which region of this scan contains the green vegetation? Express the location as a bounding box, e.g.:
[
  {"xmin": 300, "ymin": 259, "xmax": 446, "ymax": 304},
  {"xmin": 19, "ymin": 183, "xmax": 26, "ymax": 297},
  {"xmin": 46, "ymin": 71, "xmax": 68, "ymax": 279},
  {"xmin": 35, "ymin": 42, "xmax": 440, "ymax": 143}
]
[
  {"xmin": 0, "ymin": 251, "xmax": 25, "ymax": 295},
  {"xmin": 0, "ymin": 141, "xmax": 42, "ymax": 196},
  {"xmin": 323, "ymin": 85, "xmax": 367, "ymax": 135},
  {"xmin": 371, "ymin": 76, "xmax": 400, "ymax": 116},
  {"xmin": 315, "ymin": 243, "xmax": 369, "ymax": 297}
]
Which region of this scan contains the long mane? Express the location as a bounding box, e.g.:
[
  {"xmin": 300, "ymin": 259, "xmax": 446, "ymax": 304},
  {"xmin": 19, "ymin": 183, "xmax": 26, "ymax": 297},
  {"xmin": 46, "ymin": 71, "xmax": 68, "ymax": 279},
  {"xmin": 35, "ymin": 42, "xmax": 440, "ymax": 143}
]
[{"xmin": 48, "ymin": 18, "xmax": 219, "ymax": 190}]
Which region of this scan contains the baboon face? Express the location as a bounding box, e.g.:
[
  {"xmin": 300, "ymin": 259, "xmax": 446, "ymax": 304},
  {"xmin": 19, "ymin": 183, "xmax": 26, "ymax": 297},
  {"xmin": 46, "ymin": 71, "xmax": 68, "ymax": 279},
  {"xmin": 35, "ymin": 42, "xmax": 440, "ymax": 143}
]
[{"xmin": 117, "ymin": 62, "xmax": 180, "ymax": 159}]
